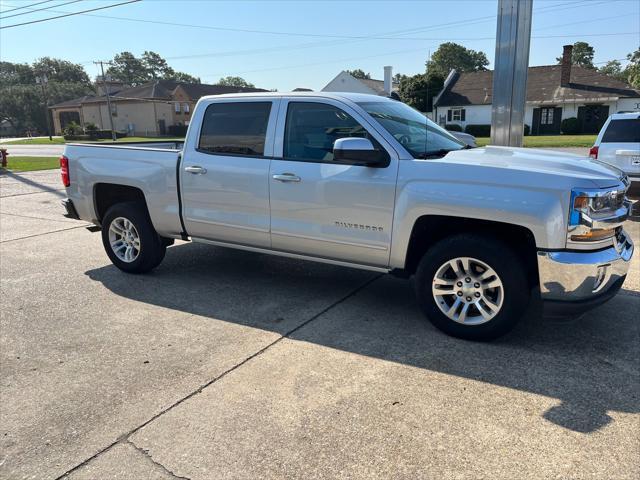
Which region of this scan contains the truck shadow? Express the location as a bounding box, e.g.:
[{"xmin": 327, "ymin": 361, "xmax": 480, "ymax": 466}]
[{"xmin": 85, "ymin": 242, "xmax": 640, "ymax": 435}]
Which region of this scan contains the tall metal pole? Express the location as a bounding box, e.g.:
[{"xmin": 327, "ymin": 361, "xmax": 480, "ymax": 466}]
[
  {"xmin": 36, "ymin": 74, "xmax": 53, "ymax": 141},
  {"xmin": 95, "ymin": 61, "xmax": 117, "ymax": 141},
  {"xmin": 490, "ymin": 0, "xmax": 533, "ymax": 147}
]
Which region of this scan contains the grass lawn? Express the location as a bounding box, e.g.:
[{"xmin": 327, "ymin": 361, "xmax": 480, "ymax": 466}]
[
  {"xmin": 1, "ymin": 156, "xmax": 59, "ymax": 172},
  {"xmin": 475, "ymin": 134, "xmax": 596, "ymax": 148},
  {"xmin": 1, "ymin": 136, "xmax": 184, "ymax": 145}
]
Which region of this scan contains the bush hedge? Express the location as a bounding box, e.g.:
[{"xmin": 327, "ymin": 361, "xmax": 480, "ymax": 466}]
[
  {"xmin": 444, "ymin": 124, "xmax": 463, "ymax": 132},
  {"xmin": 168, "ymin": 124, "xmax": 188, "ymax": 136},
  {"xmin": 561, "ymin": 117, "xmax": 580, "ymax": 134},
  {"xmin": 465, "ymin": 124, "xmax": 491, "ymax": 137}
]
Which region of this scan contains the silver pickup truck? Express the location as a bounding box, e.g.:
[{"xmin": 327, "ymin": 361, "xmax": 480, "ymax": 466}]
[{"xmin": 61, "ymin": 92, "xmax": 634, "ymax": 340}]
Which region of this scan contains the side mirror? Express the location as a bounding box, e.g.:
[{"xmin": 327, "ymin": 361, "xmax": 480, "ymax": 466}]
[{"xmin": 333, "ymin": 137, "xmax": 390, "ymax": 167}]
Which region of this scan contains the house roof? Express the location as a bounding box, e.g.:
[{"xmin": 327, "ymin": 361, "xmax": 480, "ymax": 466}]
[
  {"xmin": 358, "ymin": 77, "xmax": 399, "ymax": 95},
  {"xmin": 50, "ymin": 81, "xmax": 268, "ymax": 108},
  {"xmin": 435, "ymin": 65, "xmax": 640, "ymax": 107}
]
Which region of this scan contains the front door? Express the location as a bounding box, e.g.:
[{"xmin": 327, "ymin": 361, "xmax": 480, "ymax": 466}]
[
  {"xmin": 180, "ymin": 98, "xmax": 279, "ymax": 248},
  {"xmin": 269, "ymin": 99, "xmax": 398, "ymax": 267},
  {"xmin": 532, "ymin": 107, "xmax": 562, "ymax": 135}
]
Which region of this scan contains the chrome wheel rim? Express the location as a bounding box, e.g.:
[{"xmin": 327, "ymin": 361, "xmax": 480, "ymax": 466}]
[
  {"xmin": 431, "ymin": 257, "xmax": 504, "ymax": 325},
  {"xmin": 108, "ymin": 217, "xmax": 141, "ymax": 263}
]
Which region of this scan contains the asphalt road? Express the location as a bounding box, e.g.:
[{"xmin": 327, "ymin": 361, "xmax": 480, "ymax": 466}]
[
  {"xmin": 0, "ymin": 144, "xmax": 65, "ymax": 157},
  {"xmin": 1, "ymin": 170, "xmax": 639, "ymax": 479}
]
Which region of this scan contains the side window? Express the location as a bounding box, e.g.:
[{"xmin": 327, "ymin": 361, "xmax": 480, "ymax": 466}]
[
  {"xmin": 602, "ymin": 119, "xmax": 640, "ymax": 143},
  {"xmin": 198, "ymin": 102, "xmax": 272, "ymax": 156},
  {"xmin": 284, "ymin": 102, "xmax": 377, "ymax": 162}
]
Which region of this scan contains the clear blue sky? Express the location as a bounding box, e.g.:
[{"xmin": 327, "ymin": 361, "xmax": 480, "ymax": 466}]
[{"xmin": 1, "ymin": 0, "xmax": 638, "ymax": 91}]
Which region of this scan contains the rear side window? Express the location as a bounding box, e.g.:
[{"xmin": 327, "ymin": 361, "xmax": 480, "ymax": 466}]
[
  {"xmin": 199, "ymin": 102, "xmax": 272, "ymax": 156},
  {"xmin": 602, "ymin": 119, "xmax": 640, "ymax": 143},
  {"xmin": 284, "ymin": 102, "xmax": 377, "ymax": 162}
]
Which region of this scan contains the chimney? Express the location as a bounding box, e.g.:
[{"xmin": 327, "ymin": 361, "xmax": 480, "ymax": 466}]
[
  {"xmin": 560, "ymin": 44, "xmax": 573, "ymax": 87},
  {"xmin": 383, "ymin": 66, "xmax": 392, "ymax": 95}
]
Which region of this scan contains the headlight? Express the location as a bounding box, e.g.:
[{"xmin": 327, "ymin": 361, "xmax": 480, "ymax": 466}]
[{"xmin": 568, "ymin": 188, "xmax": 628, "ymax": 246}]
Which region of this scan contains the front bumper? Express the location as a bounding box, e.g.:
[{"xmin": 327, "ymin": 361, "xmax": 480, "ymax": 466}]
[{"xmin": 537, "ymin": 229, "xmax": 634, "ymax": 316}]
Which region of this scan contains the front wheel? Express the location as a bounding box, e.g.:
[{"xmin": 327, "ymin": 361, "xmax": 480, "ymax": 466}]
[
  {"xmin": 101, "ymin": 202, "xmax": 166, "ymax": 274},
  {"xmin": 415, "ymin": 234, "xmax": 530, "ymax": 341}
]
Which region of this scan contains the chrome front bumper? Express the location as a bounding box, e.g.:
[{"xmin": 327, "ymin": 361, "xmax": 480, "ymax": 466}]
[{"xmin": 537, "ymin": 229, "xmax": 633, "ymax": 305}]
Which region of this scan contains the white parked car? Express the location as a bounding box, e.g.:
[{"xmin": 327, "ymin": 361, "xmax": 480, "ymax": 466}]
[{"xmin": 590, "ymin": 112, "xmax": 640, "ymax": 183}]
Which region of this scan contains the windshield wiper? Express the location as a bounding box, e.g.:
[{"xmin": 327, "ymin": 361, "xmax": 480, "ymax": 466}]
[{"xmin": 417, "ymin": 149, "xmax": 454, "ymax": 159}]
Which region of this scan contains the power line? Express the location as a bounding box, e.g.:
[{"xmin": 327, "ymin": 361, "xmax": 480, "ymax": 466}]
[
  {"xmin": 0, "ymin": 0, "xmax": 141, "ymax": 29},
  {"xmin": 0, "ymin": 0, "xmax": 84, "ymax": 20},
  {"xmin": 0, "ymin": 0, "xmax": 56, "ymax": 14}
]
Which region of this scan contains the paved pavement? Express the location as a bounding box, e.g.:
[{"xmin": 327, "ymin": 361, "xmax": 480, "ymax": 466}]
[
  {"xmin": 0, "ymin": 144, "xmax": 65, "ymax": 157},
  {"xmin": 1, "ymin": 170, "xmax": 639, "ymax": 480}
]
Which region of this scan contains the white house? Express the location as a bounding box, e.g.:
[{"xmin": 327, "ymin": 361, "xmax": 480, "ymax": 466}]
[
  {"xmin": 322, "ymin": 67, "xmax": 399, "ymax": 96},
  {"xmin": 433, "ymin": 45, "xmax": 640, "ymax": 135}
]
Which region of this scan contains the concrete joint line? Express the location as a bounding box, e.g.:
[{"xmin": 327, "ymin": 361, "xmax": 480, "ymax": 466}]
[
  {"xmin": 55, "ymin": 274, "xmax": 382, "ymax": 480},
  {"xmin": 0, "ymin": 225, "xmax": 87, "ymax": 244},
  {"xmin": 126, "ymin": 439, "xmax": 191, "ymax": 480}
]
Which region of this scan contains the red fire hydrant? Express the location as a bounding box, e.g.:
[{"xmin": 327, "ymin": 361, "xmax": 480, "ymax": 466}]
[{"xmin": 0, "ymin": 148, "xmax": 8, "ymax": 168}]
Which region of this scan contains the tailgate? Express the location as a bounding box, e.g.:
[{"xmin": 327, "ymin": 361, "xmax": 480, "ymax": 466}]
[{"xmin": 616, "ymin": 148, "xmax": 640, "ymax": 175}]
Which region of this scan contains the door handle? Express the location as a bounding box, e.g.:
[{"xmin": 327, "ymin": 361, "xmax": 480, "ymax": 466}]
[
  {"xmin": 184, "ymin": 165, "xmax": 207, "ymax": 174},
  {"xmin": 272, "ymin": 173, "xmax": 301, "ymax": 182}
]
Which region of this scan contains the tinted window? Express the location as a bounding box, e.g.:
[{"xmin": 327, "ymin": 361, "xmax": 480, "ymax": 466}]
[
  {"xmin": 199, "ymin": 102, "xmax": 271, "ymax": 156},
  {"xmin": 284, "ymin": 102, "xmax": 378, "ymax": 162},
  {"xmin": 602, "ymin": 119, "xmax": 640, "ymax": 143}
]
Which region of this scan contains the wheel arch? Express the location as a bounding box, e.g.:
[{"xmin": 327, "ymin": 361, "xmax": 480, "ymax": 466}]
[{"xmin": 93, "ymin": 183, "xmax": 148, "ymax": 225}]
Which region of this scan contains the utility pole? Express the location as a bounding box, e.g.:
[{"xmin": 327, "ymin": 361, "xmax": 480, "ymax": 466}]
[
  {"xmin": 490, "ymin": 0, "xmax": 533, "ymax": 147},
  {"xmin": 35, "ymin": 74, "xmax": 52, "ymax": 141},
  {"xmin": 94, "ymin": 61, "xmax": 117, "ymax": 141}
]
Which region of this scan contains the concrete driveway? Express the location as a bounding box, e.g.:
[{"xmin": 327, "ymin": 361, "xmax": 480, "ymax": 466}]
[{"xmin": 1, "ymin": 170, "xmax": 639, "ymax": 480}]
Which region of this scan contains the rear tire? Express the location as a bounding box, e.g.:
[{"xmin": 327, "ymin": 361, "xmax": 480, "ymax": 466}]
[
  {"xmin": 101, "ymin": 201, "xmax": 166, "ymax": 274},
  {"xmin": 415, "ymin": 234, "xmax": 530, "ymax": 341}
]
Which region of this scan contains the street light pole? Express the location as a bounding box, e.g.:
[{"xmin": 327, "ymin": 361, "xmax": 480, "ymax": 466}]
[
  {"xmin": 35, "ymin": 74, "xmax": 53, "ymax": 141},
  {"xmin": 94, "ymin": 61, "xmax": 117, "ymax": 141}
]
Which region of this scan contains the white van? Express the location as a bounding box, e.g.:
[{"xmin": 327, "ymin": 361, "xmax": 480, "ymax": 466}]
[{"xmin": 590, "ymin": 112, "xmax": 640, "ymax": 183}]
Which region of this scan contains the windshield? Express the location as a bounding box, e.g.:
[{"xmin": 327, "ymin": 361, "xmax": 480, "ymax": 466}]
[{"xmin": 357, "ymin": 101, "xmax": 465, "ymax": 158}]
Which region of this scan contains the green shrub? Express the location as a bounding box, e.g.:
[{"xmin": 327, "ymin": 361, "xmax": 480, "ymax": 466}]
[
  {"xmin": 84, "ymin": 123, "xmax": 99, "ymax": 139},
  {"xmin": 445, "ymin": 124, "xmax": 463, "ymax": 132},
  {"xmin": 63, "ymin": 121, "xmax": 80, "ymax": 136},
  {"xmin": 168, "ymin": 124, "xmax": 188, "ymax": 136},
  {"xmin": 63, "ymin": 134, "xmax": 91, "ymax": 141},
  {"xmin": 561, "ymin": 117, "xmax": 581, "ymax": 134},
  {"xmin": 465, "ymin": 124, "xmax": 491, "ymax": 137}
]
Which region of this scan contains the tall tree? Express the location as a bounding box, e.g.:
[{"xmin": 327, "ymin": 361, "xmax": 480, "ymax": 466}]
[
  {"xmin": 217, "ymin": 76, "xmax": 255, "ymax": 87},
  {"xmin": 166, "ymin": 71, "xmax": 201, "ymax": 84},
  {"xmin": 598, "ymin": 60, "xmax": 626, "ymax": 81},
  {"xmin": 106, "ymin": 51, "xmax": 148, "ymax": 85},
  {"xmin": 141, "ymin": 51, "xmax": 173, "ymax": 79},
  {"xmin": 624, "ymin": 47, "xmax": 640, "ymax": 88},
  {"xmin": 0, "ymin": 61, "xmax": 36, "ymax": 85},
  {"xmin": 556, "ymin": 41, "xmax": 595, "ymax": 69},
  {"xmin": 346, "ymin": 69, "xmax": 371, "ymax": 79},
  {"xmin": 398, "ymin": 73, "xmax": 444, "ymax": 112},
  {"xmin": 32, "ymin": 57, "xmax": 90, "ymax": 84},
  {"xmin": 426, "ymin": 42, "xmax": 489, "ymax": 77}
]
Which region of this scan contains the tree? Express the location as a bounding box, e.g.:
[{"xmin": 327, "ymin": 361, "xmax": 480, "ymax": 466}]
[
  {"xmin": 556, "ymin": 41, "xmax": 595, "ymax": 69},
  {"xmin": 106, "ymin": 51, "xmax": 148, "ymax": 85},
  {"xmin": 166, "ymin": 71, "xmax": 201, "ymax": 84},
  {"xmin": 393, "ymin": 73, "xmax": 407, "ymax": 83},
  {"xmin": 346, "ymin": 69, "xmax": 370, "ymax": 79},
  {"xmin": 624, "ymin": 47, "xmax": 640, "ymax": 88},
  {"xmin": 32, "ymin": 57, "xmax": 90, "ymax": 84},
  {"xmin": 398, "ymin": 73, "xmax": 445, "ymax": 112},
  {"xmin": 141, "ymin": 51, "xmax": 173, "ymax": 79},
  {"xmin": 217, "ymin": 76, "xmax": 255, "ymax": 87},
  {"xmin": 426, "ymin": 42, "xmax": 489, "ymax": 77},
  {"xmin": 598, "ymin": 60, "xmax": 626, "ymax": 81}
]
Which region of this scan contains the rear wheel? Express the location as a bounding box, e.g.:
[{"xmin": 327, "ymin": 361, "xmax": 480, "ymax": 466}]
[
  {"xmin": 101, "ymin": 202, "xmax": 166, "ymax": 274},
  {"xmin": 415, "ymin": 234, "xmax": 530, "ymax": 340}
]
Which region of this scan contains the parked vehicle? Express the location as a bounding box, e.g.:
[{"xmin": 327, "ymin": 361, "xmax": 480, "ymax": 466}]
[
  {"xmin": 61, "ymin": 93, "xmax": 634, "ymax": 340},
  {"xmin": 450, "ymin": 131, "xmax": 477, "ymax": 148},
  {"xmin": 589, "ymin": 112, "xmax": 640, "ymax": 183}
]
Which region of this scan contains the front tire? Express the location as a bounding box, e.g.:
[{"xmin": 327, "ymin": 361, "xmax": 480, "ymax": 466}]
[
  {"xmin": 415, "ymin": 234, "xmax": 530, "ymax": 341},
  {"xmin": 101, "ymin": 202, "xmax": 166, "ymax": 274}
]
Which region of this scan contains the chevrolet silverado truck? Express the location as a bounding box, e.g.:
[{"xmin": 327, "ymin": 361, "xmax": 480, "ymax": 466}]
[{"xmin": 61, "ymin": 92, "xmax": 634, "ymax": 340}]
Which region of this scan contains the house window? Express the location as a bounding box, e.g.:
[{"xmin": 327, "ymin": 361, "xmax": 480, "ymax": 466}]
[
  {"xmin": 110, "ymin": 103, "xmax": 117, "ymax": 116},
  {"xmin": 183, "ymin": 103, "xmax": 190, "ymax": 114},
  {"xmin": 175, "ymin": 102, "xmax": 181, "ymax": 114},
  {"xmin": 447, "ymin": 108, "xmax": 466, "ymax": 122},
  {"xmin": 541, "ymin": 108, "xmax": 554, "ymax": 125}
]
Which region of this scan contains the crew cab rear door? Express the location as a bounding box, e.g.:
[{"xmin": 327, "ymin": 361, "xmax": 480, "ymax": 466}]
[
  {"xmin": 180, "ymin": 97, "xmax": 280, "ymax": 248},
  {"xmin": 268, "ymin": 97, "xmax": 399, "ymax": 268}
]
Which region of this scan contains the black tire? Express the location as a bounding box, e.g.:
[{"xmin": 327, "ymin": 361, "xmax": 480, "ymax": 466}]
[
  {"xmin": 415, "ymin": 234, "xmax": 530, "ymax": 341},
  {"xmin": 101, "ymin": 201, "xmax": 166, "ymax": 274}
]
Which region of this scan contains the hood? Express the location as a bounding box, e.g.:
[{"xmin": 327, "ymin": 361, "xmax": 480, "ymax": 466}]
[{"xmin": 442, "ymin": 146, "xmax": 626, "ymax": 189}]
